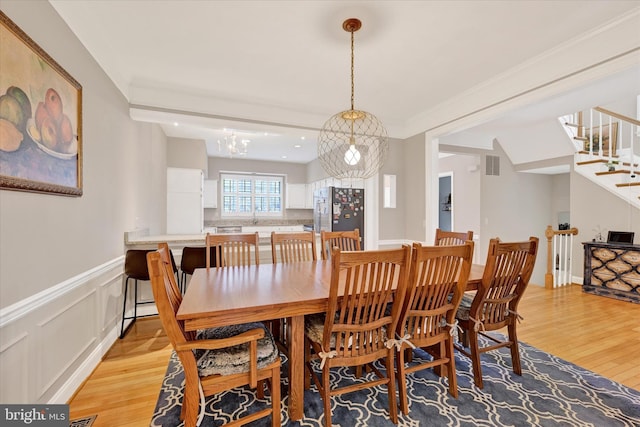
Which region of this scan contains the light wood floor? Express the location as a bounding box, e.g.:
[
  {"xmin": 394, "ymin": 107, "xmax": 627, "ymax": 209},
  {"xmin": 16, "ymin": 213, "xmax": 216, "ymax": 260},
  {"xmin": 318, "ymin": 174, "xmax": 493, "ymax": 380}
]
[{"xmin": 68, "ymin": 284, "xmax": 640, "ymax": 426}]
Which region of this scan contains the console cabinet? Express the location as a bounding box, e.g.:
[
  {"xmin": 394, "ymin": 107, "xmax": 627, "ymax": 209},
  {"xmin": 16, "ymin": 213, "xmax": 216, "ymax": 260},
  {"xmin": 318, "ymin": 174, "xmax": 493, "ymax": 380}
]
[{"xmin": 582, "ymin": 241, "xmax": 640, "ymax": 303}]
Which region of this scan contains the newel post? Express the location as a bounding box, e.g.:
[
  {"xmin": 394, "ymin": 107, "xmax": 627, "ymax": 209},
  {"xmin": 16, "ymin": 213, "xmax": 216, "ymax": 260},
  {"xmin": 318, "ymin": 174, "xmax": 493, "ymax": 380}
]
[{"xmin": 545, "ymin": 225, "xmax": 554, "ymax": 289}]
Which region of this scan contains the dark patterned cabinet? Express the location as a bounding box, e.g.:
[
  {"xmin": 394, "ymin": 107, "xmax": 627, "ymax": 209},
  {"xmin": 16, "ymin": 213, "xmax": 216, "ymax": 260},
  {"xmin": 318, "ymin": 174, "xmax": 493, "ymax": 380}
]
[{"xmin": 582, "ymin": 242, "xmax": 640, "ymax": 303}]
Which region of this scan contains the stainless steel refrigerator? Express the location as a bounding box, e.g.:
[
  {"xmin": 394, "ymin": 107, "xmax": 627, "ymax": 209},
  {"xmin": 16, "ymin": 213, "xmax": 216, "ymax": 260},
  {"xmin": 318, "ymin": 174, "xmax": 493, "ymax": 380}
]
[{"xmin": 313, "ymin": 187, "xmax": 364, "ymax": 247}]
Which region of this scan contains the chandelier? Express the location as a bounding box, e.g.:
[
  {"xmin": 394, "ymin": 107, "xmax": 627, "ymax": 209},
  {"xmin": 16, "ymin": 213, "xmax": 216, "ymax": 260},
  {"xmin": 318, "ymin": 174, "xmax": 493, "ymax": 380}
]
[
  {"xmin": 217, "ymin": 132, "xmax": 248, "ymax": 157},
  {"xmin": 317, "ymin": 18, "xmax": 388, "ymax": 180}
]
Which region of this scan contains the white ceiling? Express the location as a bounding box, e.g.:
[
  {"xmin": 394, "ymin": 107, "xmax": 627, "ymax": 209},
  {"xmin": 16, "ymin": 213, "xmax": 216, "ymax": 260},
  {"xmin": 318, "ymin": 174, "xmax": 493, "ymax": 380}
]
[{"xmin": 49, "ymin": 1, "xmax": 640, "ymax": 169}]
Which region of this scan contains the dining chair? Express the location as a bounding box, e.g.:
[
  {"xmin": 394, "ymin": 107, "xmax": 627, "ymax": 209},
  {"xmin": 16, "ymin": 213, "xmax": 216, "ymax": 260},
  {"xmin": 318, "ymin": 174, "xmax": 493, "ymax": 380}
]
[
  {"xmin": 434, "ymin": 228, "xmax": 474, "ymax": 246},
  {"xmin": 205, "ymin": 232, "xmax": 260, "ymax": 268},
  {"xmin": 395, "ymin": 241, "xmax": 474, "ymax": 414},
  {"xmin": 270, "ymin": 231, "xmax": 317, "ymax": 350},
  {"xmin": 319, "ymin": 229, "xmax": 361, "ymax": 260},
  {"xmin": 270, "ymin": 231, "xmax": 317, "ymax": 264},
  {"xmin": 304, "ymin": 245, "xmax": 411, "ymax": 426},
  {"xmin": 147, "ymin": 244, "xmax": 281, "ymax": 427},
  {"xmin": 454, "ymin": 236, "xmax": 538, "ymax": 389}
]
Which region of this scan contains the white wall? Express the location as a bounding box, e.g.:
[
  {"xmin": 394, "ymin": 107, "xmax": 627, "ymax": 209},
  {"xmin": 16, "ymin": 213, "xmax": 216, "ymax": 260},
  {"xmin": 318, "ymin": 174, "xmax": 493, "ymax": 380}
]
[{"xmin": 0, "ymin": 2, "xmax": 167, "ymax": 403}]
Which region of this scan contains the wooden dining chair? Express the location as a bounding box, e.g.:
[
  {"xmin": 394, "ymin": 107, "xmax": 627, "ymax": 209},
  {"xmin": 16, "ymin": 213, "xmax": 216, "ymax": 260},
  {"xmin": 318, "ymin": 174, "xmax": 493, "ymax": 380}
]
[
  {"xmin": 319, "ymin": 229, "xmax": 361, "ymax": 260},
  {"xmin": 434, "ymin": 228, "xmax": 474, "ymax": 246},
  {"xmin": 270, "ymin": 231, "xmax": 317, "ymax": 350},
  {"xmin": 148, "ymin": 244, "xmax": 281, "ymax": 427},
  {"xmin": 205, "ymin": 232, "xmax": 260, "ymax": 268},
  {"xmin": 304, "ymin": 245, "xmax": 411, "ymax": 426},
  {"xmin": 395, "ymin": 241, "xmax": 474, "ymax": 414},
  {"xmin": 270, "ymin": 231, "xmax": 317, "ymax": 263},
  {"xmin": 454, "ymin": 236, "xmax": 538, "ymax": 389}
]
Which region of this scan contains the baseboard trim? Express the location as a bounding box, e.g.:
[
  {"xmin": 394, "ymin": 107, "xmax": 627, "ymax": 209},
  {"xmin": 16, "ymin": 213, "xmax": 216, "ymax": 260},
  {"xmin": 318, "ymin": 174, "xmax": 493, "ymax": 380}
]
[{"xmin": 55, "ymin": 325, "xmax": 119, "ymax": 404}]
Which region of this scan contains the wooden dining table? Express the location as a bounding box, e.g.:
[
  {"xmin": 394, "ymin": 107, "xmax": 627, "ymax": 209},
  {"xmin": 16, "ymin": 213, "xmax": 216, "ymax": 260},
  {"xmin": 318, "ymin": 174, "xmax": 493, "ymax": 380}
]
[{"xmin": 177, "ymin": 260, "xmax": 484, "ymax": 421}]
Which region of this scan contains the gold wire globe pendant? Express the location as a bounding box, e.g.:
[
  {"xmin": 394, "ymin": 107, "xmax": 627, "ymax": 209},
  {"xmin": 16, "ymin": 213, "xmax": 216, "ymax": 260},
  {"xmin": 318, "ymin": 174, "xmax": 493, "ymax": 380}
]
[{"xmin": 317, "ymin": 18, "xmax": 388, "ymax": 180}]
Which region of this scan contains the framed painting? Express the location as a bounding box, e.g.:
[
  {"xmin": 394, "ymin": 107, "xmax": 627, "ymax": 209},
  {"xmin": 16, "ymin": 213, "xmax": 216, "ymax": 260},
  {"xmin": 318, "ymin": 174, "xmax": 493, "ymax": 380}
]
[
  {"xmin": 0, "ymin": 11, "xmax": 82, "ymax": 196},
  {"xmin": 583, "ymin": 122, "xmax": 617, "ymax": 156}
]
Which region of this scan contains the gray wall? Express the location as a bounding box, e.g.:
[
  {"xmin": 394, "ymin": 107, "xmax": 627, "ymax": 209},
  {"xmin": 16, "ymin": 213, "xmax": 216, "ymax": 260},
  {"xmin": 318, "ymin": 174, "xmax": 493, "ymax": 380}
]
[
  {"xmin": 0, "ymin": 1, "xmax": 166, "ymax": 308},
  {"xmin": 439, "ymin": 153, "xmax": 481, "ymax": 240},
  {"xmin": 570, "ymin": 169, "xmax": 640, "ymax": 276},
  {"xmin": 551, "ymin": 174, "xmax": 570, "ymax": 228},
  {"xmin": 403, "ymin": 133, "xmax": 426, "ymax": 241},
  {"xmin": 0, "ymin": 1, "xmax": 167, "ymax": 403},
  {"xmin": 378, "ymin": 137, "xmax": 405, "ymax": 240},
  {"xmin": 167, "ymin": 137, "xmax": 208, "ymax": 174},
  {"xmin": 208, "ymin": 157, "xmax": 307, "ymax": 183},
  {"xmin": 479, "ymin": 141, "xmax": 553, "ymax": 285}
]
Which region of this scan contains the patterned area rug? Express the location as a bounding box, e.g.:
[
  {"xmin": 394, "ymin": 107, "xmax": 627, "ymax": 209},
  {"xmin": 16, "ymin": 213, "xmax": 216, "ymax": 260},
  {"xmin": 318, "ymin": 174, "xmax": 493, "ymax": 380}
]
[
  {"xmin": 70, "ymin": 415, "xmax": 96, "ymax": 427},
  {"xmin": 151, "ymin": 337, "xmax": 640, "ymax": 426}
]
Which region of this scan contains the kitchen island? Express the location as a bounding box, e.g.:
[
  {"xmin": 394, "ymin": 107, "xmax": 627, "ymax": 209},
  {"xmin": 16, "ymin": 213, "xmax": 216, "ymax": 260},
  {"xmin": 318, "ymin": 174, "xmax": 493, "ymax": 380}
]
[{"xmin": 124, "ymin": 225, "xmax": 309, "ymax": 264}]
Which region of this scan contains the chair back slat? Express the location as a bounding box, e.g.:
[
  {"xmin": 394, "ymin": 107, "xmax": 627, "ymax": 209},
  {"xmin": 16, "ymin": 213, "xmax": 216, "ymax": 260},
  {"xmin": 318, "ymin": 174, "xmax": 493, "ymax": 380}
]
[
  {"xmin": 271, "ymin": 231, "xmax": 317, "ymax": 263},
  {"xmin": 324, "ymin": 246, "xmax": 410, "ymax": 360},
  {"xmin": 205, "ymin": 232, "xmax": 259, "ymax": 268},
  {"xmin": 320, "ymin": 229, "xmax": 361, "ymax": 260}
]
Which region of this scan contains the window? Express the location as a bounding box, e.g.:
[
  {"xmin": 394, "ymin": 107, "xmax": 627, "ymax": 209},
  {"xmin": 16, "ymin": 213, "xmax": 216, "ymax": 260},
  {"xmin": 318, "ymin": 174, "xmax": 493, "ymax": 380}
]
[{"xmin": 221, "ymin": 173, "xmax": 283, "ymax": 217}]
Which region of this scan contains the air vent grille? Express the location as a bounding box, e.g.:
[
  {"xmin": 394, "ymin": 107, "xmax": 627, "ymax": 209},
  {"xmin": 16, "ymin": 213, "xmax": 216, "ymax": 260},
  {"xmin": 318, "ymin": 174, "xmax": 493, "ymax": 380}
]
[{"xmin": 486, "ymin": 155, "xmax": 500, "ymax": 176}]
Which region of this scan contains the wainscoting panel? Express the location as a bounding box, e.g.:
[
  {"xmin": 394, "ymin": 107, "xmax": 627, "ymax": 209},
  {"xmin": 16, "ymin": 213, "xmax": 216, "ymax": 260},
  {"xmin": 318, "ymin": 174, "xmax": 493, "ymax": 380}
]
[
  {"xmin": 36, "ymin": 290, "xmax": 97, "ymax": 400},
  {"xmin": 0, "ymin": 255, "xmax": 125, "ymax": 403},
  {"xmin": 0, "ymin": 333, "xmax": 29, "ymax": 403},
  {"xmin": 100, "ymin": 273, "xmax": 127, "ymax": 334}
]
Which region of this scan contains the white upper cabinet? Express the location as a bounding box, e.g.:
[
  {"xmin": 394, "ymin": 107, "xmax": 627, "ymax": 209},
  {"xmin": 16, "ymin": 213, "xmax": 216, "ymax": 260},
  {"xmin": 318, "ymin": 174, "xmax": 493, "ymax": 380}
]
[
  {"xmin": 286, "ymin": 183, "xmax": 307, "ymax": 209},
  {"xmin": 204, "ymin": 179, "xmax": 217, "ymax": 208}
]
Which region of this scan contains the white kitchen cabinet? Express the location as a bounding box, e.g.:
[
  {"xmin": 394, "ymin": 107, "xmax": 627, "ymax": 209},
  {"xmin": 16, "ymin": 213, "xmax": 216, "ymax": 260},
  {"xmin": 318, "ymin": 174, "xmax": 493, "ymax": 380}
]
[
  {"xmin": 203, "ymin": 179, "xmax": 217, "ymax": 208},
  {"xmin": 167, "ymin": 167, "xmax": 203, "ymax": 234},
  {"xmin": 286, "ymin": 183, "xmax": 307, "ymax": 209},
  {"xmin": 304, "ymin": 184, "xmax": 314, "ymax": 209}
]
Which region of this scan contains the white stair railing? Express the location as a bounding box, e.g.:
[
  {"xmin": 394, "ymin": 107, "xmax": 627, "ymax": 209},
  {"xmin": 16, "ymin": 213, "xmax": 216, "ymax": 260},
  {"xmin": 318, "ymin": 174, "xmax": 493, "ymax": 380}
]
[
  {"xmin": 564, "ymin": 108, "xmax": 640, "ymax": 209},
  {"xmin": 545, "ymin": 225, "xmax": 578, "ymax": 289}
]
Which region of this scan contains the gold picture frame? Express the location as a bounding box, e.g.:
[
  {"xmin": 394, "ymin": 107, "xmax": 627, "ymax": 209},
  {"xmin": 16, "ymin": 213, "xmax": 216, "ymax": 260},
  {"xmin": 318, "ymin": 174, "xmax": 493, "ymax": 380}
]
[
  {"xmin": 0, "ymin": 11, "xmax": 82, "ymax": 196},
  {"xmin": 583, "ymin": 122, "xmax": 618, "ymax": 156}
]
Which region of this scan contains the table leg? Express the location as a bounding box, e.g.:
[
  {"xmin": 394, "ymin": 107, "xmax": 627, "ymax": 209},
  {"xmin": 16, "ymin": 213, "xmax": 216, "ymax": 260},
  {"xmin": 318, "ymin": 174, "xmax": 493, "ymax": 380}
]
[{"xmin": 288, "ymin": 315, "xmax": 304, "ymax": 421}]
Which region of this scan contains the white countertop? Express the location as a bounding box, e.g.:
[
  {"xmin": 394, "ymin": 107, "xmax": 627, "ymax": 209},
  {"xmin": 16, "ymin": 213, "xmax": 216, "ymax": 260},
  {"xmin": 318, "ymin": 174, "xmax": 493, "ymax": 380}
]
[{"xmin": 126, "ymin": 233, "xmax": 207, "ymax": 244}]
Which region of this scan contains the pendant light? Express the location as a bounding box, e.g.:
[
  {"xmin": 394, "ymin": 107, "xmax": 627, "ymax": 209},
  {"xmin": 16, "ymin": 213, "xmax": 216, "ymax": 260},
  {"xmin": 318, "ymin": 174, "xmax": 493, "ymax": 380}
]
[{"xmin": 317, "ymin": 18, "xmax": 388, "ymax": 180}]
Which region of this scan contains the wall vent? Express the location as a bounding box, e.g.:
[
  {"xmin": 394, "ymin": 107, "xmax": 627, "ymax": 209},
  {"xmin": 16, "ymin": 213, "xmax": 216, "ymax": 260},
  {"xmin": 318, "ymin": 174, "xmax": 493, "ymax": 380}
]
[{"xmin": 486, "ymin": 155, "xmax": 500, "ymax": 176}]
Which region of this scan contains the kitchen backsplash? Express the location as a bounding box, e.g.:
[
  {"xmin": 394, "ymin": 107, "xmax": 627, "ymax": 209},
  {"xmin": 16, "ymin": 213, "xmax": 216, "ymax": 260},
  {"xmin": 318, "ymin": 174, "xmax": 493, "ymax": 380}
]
[
  {"xmin": 204, "ymin": 208, "xmax": 312, "ymax": 227},
  {"xmin": 205, "ymin": 217, "xmax": 313, "ymax": 227}
]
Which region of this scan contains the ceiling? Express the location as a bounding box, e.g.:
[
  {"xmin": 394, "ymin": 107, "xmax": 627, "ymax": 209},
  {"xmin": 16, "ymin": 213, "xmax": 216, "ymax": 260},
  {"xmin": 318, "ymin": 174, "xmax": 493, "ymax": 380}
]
[{"xmin": 49, "ymin": 1, "xmax": 640, "ymax": 169}]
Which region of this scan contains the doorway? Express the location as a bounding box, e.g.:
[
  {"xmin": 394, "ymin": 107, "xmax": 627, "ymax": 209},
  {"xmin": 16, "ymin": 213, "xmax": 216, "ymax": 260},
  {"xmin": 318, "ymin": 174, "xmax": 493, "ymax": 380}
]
[{"xmin": 439, "ymin": 173, "xmax": 452, "ymax": 231}]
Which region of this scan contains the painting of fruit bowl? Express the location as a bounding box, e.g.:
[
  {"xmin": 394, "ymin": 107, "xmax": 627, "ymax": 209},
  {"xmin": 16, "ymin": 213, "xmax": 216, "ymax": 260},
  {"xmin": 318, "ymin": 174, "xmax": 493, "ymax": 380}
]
[{"xmin": 0, "ymin": 11, "xmax": 82, "ymax": 196}]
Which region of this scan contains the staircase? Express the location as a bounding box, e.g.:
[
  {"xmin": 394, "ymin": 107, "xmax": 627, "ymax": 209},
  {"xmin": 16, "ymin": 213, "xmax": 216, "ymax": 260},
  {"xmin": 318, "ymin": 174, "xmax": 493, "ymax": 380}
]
[{"xmin": 560, "ymin": 107, "xmax": 640, "ymax": 210}]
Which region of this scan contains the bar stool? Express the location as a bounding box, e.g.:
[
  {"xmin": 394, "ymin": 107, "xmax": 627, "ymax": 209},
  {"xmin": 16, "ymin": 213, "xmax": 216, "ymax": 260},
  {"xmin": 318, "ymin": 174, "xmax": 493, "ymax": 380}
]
[
  {"xmin": 180, "ymin": 246, "xmax": 218, "ymax": 293},
  {"xmin": 120, "ymin": 248, "xmax": 179, "ymax": 338}
]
